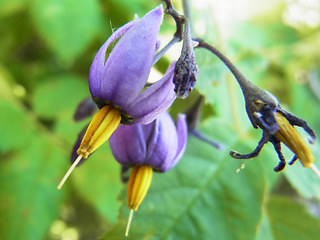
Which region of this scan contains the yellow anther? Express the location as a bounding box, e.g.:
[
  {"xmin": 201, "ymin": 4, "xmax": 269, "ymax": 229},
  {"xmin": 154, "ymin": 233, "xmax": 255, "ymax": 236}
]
[
  {"xmin": 77, "ymin": 105, "xmax": 121, "ymax": 159},
  {"xmin": 275, "ymin": 112, "xmax": 315, "ymax": 168},
  {"xmin": 57, "ymin": 105, "xmax": 121, "ymax": 190},
  {"xmin": 125, "ymin": 165, "xmax": 153, "ymax": 236}
]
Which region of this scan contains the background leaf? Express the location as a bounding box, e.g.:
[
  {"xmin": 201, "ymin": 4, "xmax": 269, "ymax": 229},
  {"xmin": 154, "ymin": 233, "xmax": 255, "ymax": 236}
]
[
  {"xmin": 266, "ymin": 196, "xmax": 320, "ymax": 240},
  {"xmin": 30, "ymin": 0, "xmax": 103, "ymax": 63},
  {"xmin": 0, "ymin": 98, "xmax": 67, "ymax": 240}
]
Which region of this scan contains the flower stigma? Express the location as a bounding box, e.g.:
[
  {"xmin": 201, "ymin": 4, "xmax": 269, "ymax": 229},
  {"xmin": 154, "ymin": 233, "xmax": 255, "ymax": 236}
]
[
  {"xmin": 57, "ymin": 105, "xmax": 121, "ymax": 190},
  {"xmin": 125, "ymin": 165, "xmax": 153, "ymax": 237}
]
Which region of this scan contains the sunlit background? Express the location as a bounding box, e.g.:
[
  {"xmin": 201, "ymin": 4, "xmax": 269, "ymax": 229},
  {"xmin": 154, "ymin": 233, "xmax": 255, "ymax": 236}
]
[{"xmin": 1, "ymin": 0, "xmax": 320, "ymax": 239}]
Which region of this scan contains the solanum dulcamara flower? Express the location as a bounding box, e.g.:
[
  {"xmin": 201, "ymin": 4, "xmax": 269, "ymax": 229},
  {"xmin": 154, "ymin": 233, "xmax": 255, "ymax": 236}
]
[
  {"xmin": 109, "ymin": 112, "xmax": 187, "ymax": 236},
  {"xmin": 195, "ymin": 40, "xmax": 319, "ymax": 176},
  {"xmin": 57, "ymin": 5, "xmax": 178, "ymax": 189}
]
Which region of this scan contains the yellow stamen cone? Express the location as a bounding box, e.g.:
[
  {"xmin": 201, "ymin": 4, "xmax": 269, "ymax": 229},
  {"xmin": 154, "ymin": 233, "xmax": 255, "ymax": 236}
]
[
  {"xmin": 274, "ymin": 112, "xmax": 315, "ymax": 168},
  {"xmin": 57, "ymin": 105, "xmax": 121, "ymax": 190},
  {"xmin": 77, "ymin": 105, "xmax": 121, "ymax": 159},
  {"xmin": 125, "ymin": 165, "xmax": 153, "ymax": 236}
]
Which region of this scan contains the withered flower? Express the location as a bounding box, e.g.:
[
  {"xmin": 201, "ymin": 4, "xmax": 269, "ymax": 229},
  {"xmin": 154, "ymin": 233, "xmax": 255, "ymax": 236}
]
[
  {"xmin": 173, "ymin": 18, "xmax": 198, "ymax": 99},
  {"xmin": 195, "ymin": 40, "xmax": 318, "ymax": 174},
  {"xmin": 226, "ymin": 68, "xmax": 317, "ymax": 173}
]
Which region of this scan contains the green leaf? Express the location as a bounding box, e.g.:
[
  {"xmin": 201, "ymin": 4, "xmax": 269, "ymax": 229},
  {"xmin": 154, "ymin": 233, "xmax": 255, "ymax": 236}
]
[
  {"xmin": 72, "ymin": 144, "xmax": 122, "ymax": 223},
  {"xmin": 32, "ymin": 74, "xmax": 88, "ymax": 119},
  {"xmin": 229, "ymin": 21, "xmax": 298, "ymax": 50},
  {"xmin": 30, "ymin": 0, "xmax": 102, "ymax": 63},
  {"xmin": 284, "ymin": 143, "xmax": 320, "ymax": 199},
  {"xmin": 0, "ymin": 98, "xmax": 68, "ymax": 240},
  {"xmin": 31, "ymin": 74, "xmax": 90, "ymax": 147},
  {"xmin": 266, "ymin": 196, "xmax": 320, "ymax": 240},
  {"xmin": 195, "ymin": 48, "xmax": 229, "ymax": 106},
  {"xmin": 103, "ymin": 118, "xmax": 269, "ymax": 240},
  {"xmin": 256, "ymin": 215, "xmax": 273, "ymax": 240},
  {"xmin": 108, "ymin": 0, "xmax": 155, "ymax": 19},
  {"xmin": 0, "ymin": 98, "xmax": 36, "ymax": 152},
  {"xmin": 0, "ymin": 0, "xmax": 27, "ymax": 16}
]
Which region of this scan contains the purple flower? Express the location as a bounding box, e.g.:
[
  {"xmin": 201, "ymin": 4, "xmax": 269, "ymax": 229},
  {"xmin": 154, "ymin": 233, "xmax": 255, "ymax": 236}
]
[
  {"xmin": 109, "ymin": 112, "xmax": 188, "ymax": 172},
  {"xmin": 109, "ymin": 112, "xmax": 187, "ymax": 236},
  {"xmin": 89, "ymin": 5, "xmax": 176, "ymax": 125},
  {"xmin": 58, "ymin": 5, "xmax": 177, "ymax": 190}
]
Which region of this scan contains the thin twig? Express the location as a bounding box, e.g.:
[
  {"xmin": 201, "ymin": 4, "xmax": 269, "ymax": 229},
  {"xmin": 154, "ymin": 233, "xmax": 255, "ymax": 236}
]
[{"xmin": 162, "ymin": 0, "xmax": 186, "ymax": 40}]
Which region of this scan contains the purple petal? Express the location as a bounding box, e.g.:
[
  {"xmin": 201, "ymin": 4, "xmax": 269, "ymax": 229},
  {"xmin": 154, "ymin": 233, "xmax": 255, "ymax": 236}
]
[
  {"xmin": 161, "ymin": 114, "xmax": 188, "ymax": 172},
  {"xmin": 90, "ymin": 6, "xmax": 164, "ymax": 109},
  {"xmin": 109, "ymin": 112, "xmax": 188, "ymax": 172},
  {"xmin": 145, "ymin": 112, "xmax": 179, "ymax": 171},
  {"xmin": 126, "ymin": 62, "xmax": 177, "ymax": 124},
  {"xmin": 109, "ymin": 123, "xmax": 148, "ymax": 166},
  {"xmin": 89, "ymin": 19, "xmax": 138, "ymax": 100}
]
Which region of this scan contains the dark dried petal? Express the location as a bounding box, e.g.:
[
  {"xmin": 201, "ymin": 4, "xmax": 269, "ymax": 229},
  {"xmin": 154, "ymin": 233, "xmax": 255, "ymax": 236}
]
[{"xmin": 73, "ymin": 97, "xmax": 97, "ymax": 121}]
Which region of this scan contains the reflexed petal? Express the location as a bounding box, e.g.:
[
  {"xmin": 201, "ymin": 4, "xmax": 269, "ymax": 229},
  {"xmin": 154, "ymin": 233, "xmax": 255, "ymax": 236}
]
[
  {"xmin": 89, "ymin": 20, "xmax": 138, "ymax": 99},
  {"xmin": 90, "ymin": 6, "xmax": 164, "ymax": 108},
  {"xmin": 126, "ymin": 62, "xmax": 176, "ymax": 124}
]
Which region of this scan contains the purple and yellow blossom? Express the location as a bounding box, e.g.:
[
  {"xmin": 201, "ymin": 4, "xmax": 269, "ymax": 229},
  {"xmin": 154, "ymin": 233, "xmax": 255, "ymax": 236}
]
[
  {"xmin": 58, "ymin": 5, "xmax": 178, "ymax": 189},
  {"xmin": 109, "ymin": 112, "xmax": 187, "ymax": 236}
]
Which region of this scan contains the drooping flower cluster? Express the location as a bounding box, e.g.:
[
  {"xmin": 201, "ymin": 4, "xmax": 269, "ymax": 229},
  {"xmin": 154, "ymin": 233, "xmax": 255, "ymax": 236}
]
[{"xmin": 58, "ymin": 5, "xmax": 178, "ymax": 189}]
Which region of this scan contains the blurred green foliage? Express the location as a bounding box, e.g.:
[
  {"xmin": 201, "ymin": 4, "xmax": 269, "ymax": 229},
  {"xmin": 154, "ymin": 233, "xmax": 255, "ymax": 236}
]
[{"xmin": 0, "ymin": 0, "xmax": 320, "ymax": 239}]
